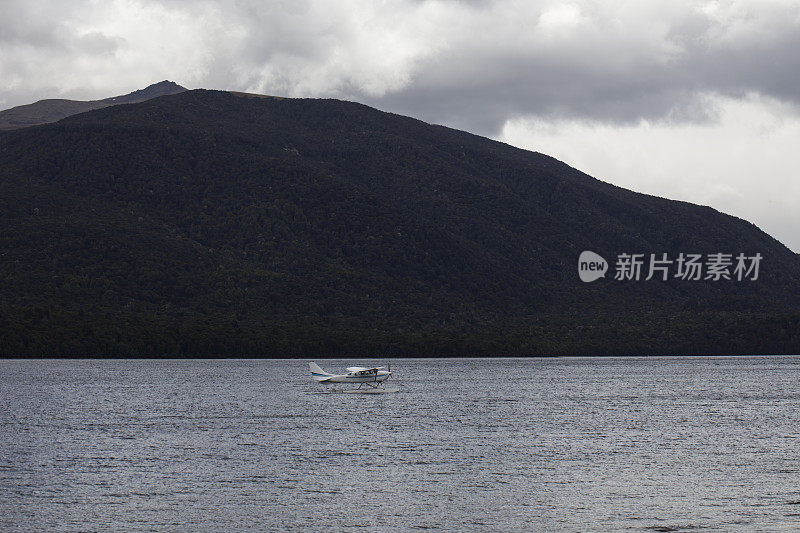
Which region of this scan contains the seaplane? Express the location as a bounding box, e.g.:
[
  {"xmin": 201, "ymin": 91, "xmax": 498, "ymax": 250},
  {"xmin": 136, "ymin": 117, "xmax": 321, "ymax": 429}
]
[{"xmin": 309, "ymin": 362, "xmax": 399, "ymax": 393}]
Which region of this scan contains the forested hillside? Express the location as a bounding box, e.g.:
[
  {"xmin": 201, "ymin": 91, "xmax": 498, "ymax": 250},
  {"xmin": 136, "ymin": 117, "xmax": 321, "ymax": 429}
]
[{"xmin": 1, "ymin": 89, "xmax": 798, "ymax": 356}]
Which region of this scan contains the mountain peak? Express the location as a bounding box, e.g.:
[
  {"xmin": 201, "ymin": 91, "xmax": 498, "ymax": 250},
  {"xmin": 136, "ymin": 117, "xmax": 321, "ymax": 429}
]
[
  {"xmin": 102, "ymin": 80, "xmax": 187, "ymax": 104},
  {"xmin": 152, "ymin": 80, "xmax": 183, "ymax": 89}
]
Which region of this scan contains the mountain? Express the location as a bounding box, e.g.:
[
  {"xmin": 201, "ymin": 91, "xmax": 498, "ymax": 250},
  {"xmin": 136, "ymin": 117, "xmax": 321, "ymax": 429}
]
[
  {"xmin": 0, "ymin": 81, "xmax": 186, "ymax": 131},
  {"xmin": 0, "ymin": 88, "xmax": 799, "ymax": 356}
]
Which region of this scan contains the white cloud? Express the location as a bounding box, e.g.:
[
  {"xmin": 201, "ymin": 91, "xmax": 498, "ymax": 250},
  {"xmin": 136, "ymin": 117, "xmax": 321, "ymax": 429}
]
[
  {"xmin": 214, "ymin": 0, "xmax": 448, "ymax": 99},
  {"xmin": 0, "ymin": 0, "xmax": 213, "ymax": 103}
]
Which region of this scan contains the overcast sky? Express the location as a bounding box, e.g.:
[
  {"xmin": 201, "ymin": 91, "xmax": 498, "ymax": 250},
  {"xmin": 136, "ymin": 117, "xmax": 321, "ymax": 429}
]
[{"xmin": 2, "ymin": 0, "xmax": 799, "ymax": 251}]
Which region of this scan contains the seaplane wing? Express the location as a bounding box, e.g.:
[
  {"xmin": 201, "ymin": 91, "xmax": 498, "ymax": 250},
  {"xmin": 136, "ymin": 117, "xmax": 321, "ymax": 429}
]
[{"xmin": 346, "ymin": 366, "xmax": 384, "ymax": 373}]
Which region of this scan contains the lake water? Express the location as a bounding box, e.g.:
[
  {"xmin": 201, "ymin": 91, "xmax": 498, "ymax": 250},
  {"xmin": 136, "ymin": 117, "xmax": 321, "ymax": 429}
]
[{"xmin": 1, "ymin": 357, "xmax": 799, "ymax": 531}]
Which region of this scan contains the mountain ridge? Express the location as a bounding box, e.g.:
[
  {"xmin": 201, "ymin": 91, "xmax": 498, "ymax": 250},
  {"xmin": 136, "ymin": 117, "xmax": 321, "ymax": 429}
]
[
  {"xmin": 0, "ymin": 88, "xmax": 798, "ymax": 356},
  {"xmin": 0, "ymin": 81, "xmax": 186, "ymax": 131}
]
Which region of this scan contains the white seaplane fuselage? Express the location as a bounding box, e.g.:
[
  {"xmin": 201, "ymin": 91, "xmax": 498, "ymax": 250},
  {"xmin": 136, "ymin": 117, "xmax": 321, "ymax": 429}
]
[{"xmin": 309, "ymin": 362, "xmax": 391, "ymax": 383}]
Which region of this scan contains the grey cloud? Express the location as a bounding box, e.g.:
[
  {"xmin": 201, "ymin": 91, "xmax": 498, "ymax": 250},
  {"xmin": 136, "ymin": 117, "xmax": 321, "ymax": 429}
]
[
  {"xmin": 360, "ymin": 52, "xmax": 712, "ymax": 135},
  {"xmin": 71, "ymin": 32, "xmax": 123, "ymax": 56},
  {"xmin": 358, "ymin": 2, "xmax": 800, "ymax": 135},
  {"xmin": 0, "ymin": 1, "xmax": 71, "ymax": 47},
  {"xmin": 181, "ymin": 1, "xmax": 800, "ymax": 137},
  {"xmin": 3, "ymin": 0, "xmax": 800, "ymax": 134}
]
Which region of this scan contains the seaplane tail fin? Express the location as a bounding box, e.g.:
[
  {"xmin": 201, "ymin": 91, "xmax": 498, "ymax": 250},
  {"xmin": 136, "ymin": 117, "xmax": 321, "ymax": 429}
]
[{"xmin": 309, "ymin": 362, "xmax": 333, "ymax": 382}]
